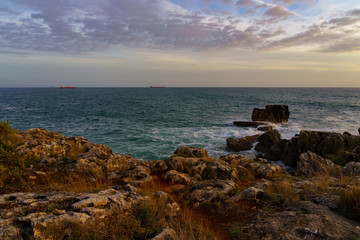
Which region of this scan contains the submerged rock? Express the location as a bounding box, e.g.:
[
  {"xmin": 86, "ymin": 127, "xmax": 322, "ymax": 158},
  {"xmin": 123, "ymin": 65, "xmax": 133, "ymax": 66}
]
[{"xmin": 252, "ymin": 105, "xmax": 290, "ymax": 123}]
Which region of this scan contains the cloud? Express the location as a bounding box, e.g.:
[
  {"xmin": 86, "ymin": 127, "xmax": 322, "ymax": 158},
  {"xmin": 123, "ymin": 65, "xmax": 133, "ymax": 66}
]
[
  {"xmin": 264, "ymin": 5, "xmax": 295, "ymax": 19},
  {"xmin": 0, "ymin": 1, "xmax": 359, "ymax": 54}
]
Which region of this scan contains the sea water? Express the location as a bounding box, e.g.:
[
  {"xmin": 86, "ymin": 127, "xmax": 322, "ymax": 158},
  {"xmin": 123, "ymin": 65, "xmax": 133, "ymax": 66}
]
[{"xmin": 0, "ymin": 88, "xmax": 359, "ymax": 160}]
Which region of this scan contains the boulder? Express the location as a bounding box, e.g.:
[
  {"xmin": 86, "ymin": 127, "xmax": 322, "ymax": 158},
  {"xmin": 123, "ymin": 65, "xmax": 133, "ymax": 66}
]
[
  {"xmin": 162, "ymin": 170, "xmax": 191, "ymax": 184},
  {"xmin": 201, "ymin": 160, "xmax": 235, "ymax": 180},
  {"xmin": 219, "ymin": 154, "xmax": 250, "ymax": 167},
  {"xmin": 173, "ymin": 146, "xmax": 209, "ymax": 158},
  {"xmin": 184, "ymin": 179, "xmax": 236, "ymax": 206},
  {"xmin": 226, "ymin": 135, "xmax": 259, "ymax": 152},
  {"xmin": 252, "ymin": 105, "xmax": 290, "ymax": 123},
  {"xmin": 342, "ymin": 162, "xmax": 360, "ymax": 176},
  {"xmin": 233, "ymin": 121, "xmax": 267, "ymax": 127},
  {"xmin": 298, "ymin": 131, "xmax": 346, "ymax": 158},
  {"xmin": 243, "ymin": 201, "xmax": 360, "ymax": 239},
  {"xmin": 283, "ymin": 136, "xmax": 300, "ymax": 167},
  {"xmin": 255, "ymin": 130, "xmax": 281, "ymax": 153},
  {"xmin": 296, "ymin": 152, "xmax": 342, "ymax": 177}
]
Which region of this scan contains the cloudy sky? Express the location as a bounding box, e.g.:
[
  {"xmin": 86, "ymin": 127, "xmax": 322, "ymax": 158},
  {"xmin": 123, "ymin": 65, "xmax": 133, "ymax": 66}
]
[{"xmin": 0, "ymin": 0, "xmax": 360, "ymax": 87}]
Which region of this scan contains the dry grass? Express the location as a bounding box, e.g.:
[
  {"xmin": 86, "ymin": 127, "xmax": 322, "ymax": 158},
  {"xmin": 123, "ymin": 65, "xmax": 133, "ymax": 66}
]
[{"xmin": 339, "ymin": 186, "xmax": 360, "ymax": 221}]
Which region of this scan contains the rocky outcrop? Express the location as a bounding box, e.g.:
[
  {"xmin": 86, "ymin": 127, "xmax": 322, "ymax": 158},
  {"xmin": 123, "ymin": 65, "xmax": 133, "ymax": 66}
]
[
  {"xmin": 226, "ymin": 135, "xmax": 259, "ymax": 152},
  {"xmin": 173, "ymin": 146, "xmax": 209, "ymax": 158},
  {"xmin": 0, "ymin": 186, "xmax": 146, "ymax": 240},
  {"xmin": 255, "ymin": 130, "xmax": 281, "ymax": 153},
  {"xmin": 243, "ymin": 201, "xmax": 360, "ymax": 239},
  {"xmin": 252, "ymin": 105, "xmax": 290, "ymax": 123},
  {"xmin": 342, "ymin": 162, "xmax": 360, "ymax": 176},
  {"xmin": 296, "ymin": 152, "xmax": 342, "ymax": 177}
]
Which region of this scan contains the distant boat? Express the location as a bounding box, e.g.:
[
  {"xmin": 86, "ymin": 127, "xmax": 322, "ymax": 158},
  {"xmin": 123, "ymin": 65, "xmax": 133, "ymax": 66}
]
[
  {"xmin": 150, "ymin": 86, "xmax": 165, "ymax": 88},
  {"xmin": 60, "ymin": 86, "xmax": 76, "ymax": 89}
]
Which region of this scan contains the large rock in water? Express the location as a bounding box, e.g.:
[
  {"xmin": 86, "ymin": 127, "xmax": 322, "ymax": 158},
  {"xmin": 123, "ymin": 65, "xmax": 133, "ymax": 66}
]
[
  {"xmin": 226, "ymin": 135, "xmax": 259, "ymax": 152},
  {"xmin": 252, "ymin": 105, "xmax": 290, "ymax": 123}
]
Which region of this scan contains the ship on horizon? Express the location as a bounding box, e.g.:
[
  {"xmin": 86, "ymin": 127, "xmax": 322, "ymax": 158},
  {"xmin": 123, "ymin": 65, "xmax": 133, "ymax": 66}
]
[
  {"xmin": 60, "ymin": 86, "xmax": 77, "ymax": 89},
  {"xmin": 150, "ymin": 86, "xmax": 165, "ymax": 88}
]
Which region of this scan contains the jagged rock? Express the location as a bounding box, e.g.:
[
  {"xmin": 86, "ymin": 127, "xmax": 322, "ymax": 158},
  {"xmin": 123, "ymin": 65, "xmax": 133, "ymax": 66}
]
[
  {"xmin": 296, "ymin": 152, "xmax": 342, "ymax": 177},
  {"xmin": 166, "ymin": 157, "xmax": 203, "ymax": 174},
  {"xmin": 150, "ymin": 160, "xmax": 169, "ymax": 173},
  {"xmin": 255, "ymin": 130, "xmax": 281, "ymax": 153},
  {"xmin": 342, "ymin": 162, "xmax": 360, "ymax": 176},
  {"xmin": 344, "ymin": 146, "xmax": 360, "ymax": 163},
  {"xmin": 226, "ymin": 135, "xmax": 259, "ymax": 152},
  {"xmin": 184, "ymin": 179, "xmax": 236, "ymax": 206},
  {"xmin": 230, "ymin": 187, "xmax": 265, "ymax": 202},
  {"xmin": 151, "ymin": 228, "xmax": 176, "ymax": 240},
  {"xmin": 298, "ymin": 131, "xmax": 346, "ymax": 158},
  {"xmin": 173, "ymin": 146, "xmax": 209, "ymax": 158},
  {"xmin": 252, "ymin": 105, "xmax": 290, "ymax": 123},
  {"xmin": 163, "ymin": 170, "xmax": 191, "ymax": 184},
  {"xmin": 243, "ymin": 201, "xmax": 360, "ymax": 240},
  {"xmin": 257, "ymin": 126, "xmax": 274, "ymax": 132},
  {"xmin": 219, "ymin": 154, "xmax": 250, "ymax": 167},
  {"xmin": 201, "ymin": 160, "xmax": 236, "ymax": 180},
  {"xmin": 233, "ymin": 121, "xmax": 267, "ymax": 127},
  {"xmin": 245, "ymin": 162, "xmax": 284, "ymax": 179}
]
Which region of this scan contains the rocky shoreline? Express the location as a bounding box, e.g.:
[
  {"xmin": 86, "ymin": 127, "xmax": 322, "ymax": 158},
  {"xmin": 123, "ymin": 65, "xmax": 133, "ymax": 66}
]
[{"xmin": 1, "ymin": 106, "xmax": 360, "ymax": 240}]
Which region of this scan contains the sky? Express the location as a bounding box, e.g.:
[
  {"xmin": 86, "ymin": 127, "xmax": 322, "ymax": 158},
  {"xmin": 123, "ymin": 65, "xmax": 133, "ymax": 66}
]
[{"xmin": 0, "ymin": 0, "xmax": 360, "ymax": 87}]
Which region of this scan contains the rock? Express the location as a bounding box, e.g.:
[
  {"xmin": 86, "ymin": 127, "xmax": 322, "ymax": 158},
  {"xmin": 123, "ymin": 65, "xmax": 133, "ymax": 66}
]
[
  {"xmin": 150, "ymin": 160, "xmax": 168, "ymax": 173},
  {"xmin": 246, "ymin": 162, "xmax": 284, "ymax": 179},
  {"xmin": 184, "ymin": 179, "xmax": 236, "ymax": 206},
  {"xmin": 307, "ymin": 195, "xmax": 340, "ymax": 210},
  {"xmin": 226, "ymin": 135, "xmax": 259, "ymax": 152},
  {"xmin": 283, "ymin": 136, "xmax": 300, "ymax": 167},
  {"xmin": 296, "ymin": 152, "xmax": 342, "ymax": 177},
  {"xmin": 298, "ymin": 131, "xmax": 346, "ymax": 158},
  {"xmin": 201, "ymin": 160, "xmax": 235, "ymax": 180},
  {"xmin": 219, "ymin": 154, "xmax": 250, "ymax": 167},
  {"xmin": 233, "ymin": 121, "xmax": 267, "ymax": 127},
  {"xmin": 342, "ymin": 162, "xmax": 360, "ymax": 176},
  {"xmin": 257, "ymin": 126, "xmax": 274, "ymax": 132},
  {"xmin": 251, "ymin": 105, "xmax": 290, "ymax": 123},
  {"xmin": 150, "ymin": 228, "xmax": 176, "ymax": 240},
  {"xmin": 173, "ymin": 146, "xmax": 209, "ymax": 158},
  {"xmin": 243, "ymin": 201, "xmax": 360, "ymax": 239},
  {"xmin": 166, "ymin": 157, "xmax": 203, "ymax": 174},
  {"xmin": 255, "ymin": 130, "xmax": 281, "ymax": 153},
  {"xmin": 229, "ymin": 187, "xmax": 265, "ymax": 202},
  {"xmin": 358, "ymin": 127, "xmax": 360, "ymax": 135},
  {"xmin": 162, "ymin": 170, "xmax": 191, "ymax": 184}
]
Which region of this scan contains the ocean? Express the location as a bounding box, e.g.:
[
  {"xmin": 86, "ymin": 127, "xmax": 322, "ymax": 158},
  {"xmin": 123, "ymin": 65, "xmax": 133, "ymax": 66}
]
[{"xmin": 0, "ymin": 88, "xmax": 359, "ymax": 160}]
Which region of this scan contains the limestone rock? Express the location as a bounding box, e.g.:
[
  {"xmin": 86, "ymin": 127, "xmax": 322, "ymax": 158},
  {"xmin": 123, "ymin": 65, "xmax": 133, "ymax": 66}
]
[
  {"xmin": 219, "ymin": 154, "xmax": 250, "ymax": 167},
  {"xmin": 226, "ymin": 135, "xmax": 259, "ymax": 152},
  {"xmin": 296, "ymin": 152, "xmax": 342, "ymax": 177},
  {"xmin": 201, "ymin": 160, "xmax": 235, "ymax": 180},
  {"xmin": 252, "ymin": 105, "xmax": 290, "ymax": 123},
  {"xmin": 243, "ymin": 201, "xmax": 360, "ymax": 240},
  {"xmin": 173, "ymin": 146, "xmax": 209, "ymax": 158},
  {"xmin": 184, "ymin": 179, "xmax": 236, "ymax": 205},
  {"xmin": 342, "ymin": 162, "xmax": 360, "ymax": 176},
  {"xmin": 162, "ymin": 170, "xmax": 191, "ymax": 184}
]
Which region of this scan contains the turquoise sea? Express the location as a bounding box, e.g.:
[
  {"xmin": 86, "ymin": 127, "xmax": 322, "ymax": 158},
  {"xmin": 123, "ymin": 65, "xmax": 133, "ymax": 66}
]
[{"xmin": 0, "ymin": 88, "xmax": 359, "ymax": 160}]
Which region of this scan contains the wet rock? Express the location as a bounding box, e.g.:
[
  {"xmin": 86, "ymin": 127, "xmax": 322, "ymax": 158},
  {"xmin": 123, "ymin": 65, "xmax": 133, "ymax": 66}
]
[
  {"xmin": 243, "ymin": 201, "xmax": 360, "ymax": 240},
  {"xmin": 162, "ymin": 170, "xmax": 191, "ymax": 184},
  {"xmin": 251, "ymin": 105, "xmax": 290, "ymax": 123},
  {"xmin": 257, "ymin": 126, "xmax": 274, "ymax": 132},
  {"xmin": 233, "ymin": 121, "xmax": 267, "ymax": 127},
  {"xmin": 226, "ymin": 135, "xmax": 259, "ymax": 152},
  {"xmin": 173, "ymin": 146, "xmax": 209, "ymax": 158},
  {"xmin": 296, "ymin": 152, "xmax": 342, "ymax": 177},
  {"xmin": 255, "ymin": 130, "xmax": 281, "ymax": 153},
  {"xmin": 342, "ymin": 162, "xmax": 360, "ymax": 176}
]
